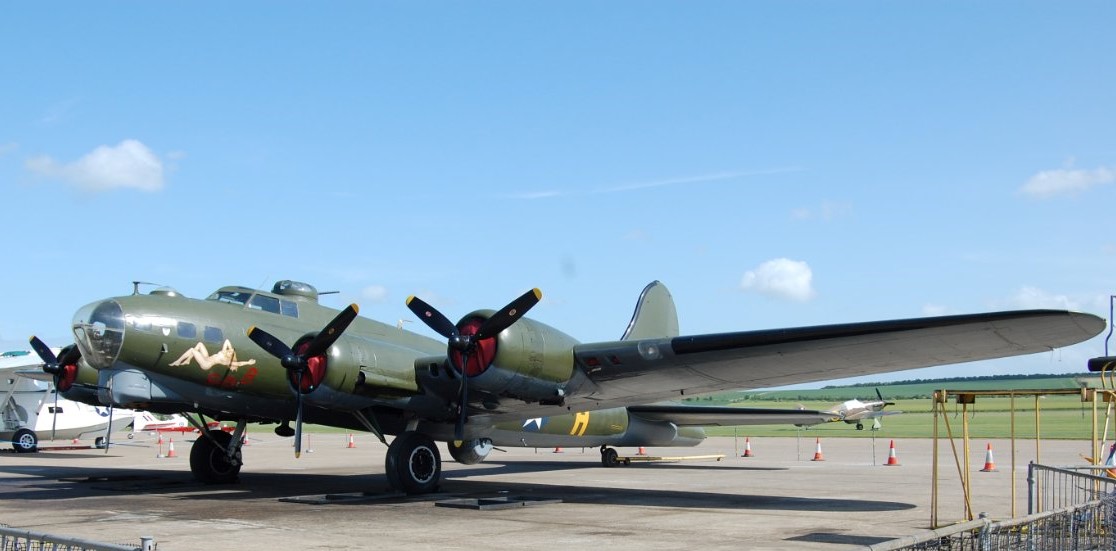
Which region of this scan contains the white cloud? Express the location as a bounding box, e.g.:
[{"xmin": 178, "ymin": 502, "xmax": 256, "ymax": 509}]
[
  {"xmin": 361, "ymin": 285, "xmax": 388, "ymax": 303},
  {"xmin": 25, "ymin": 139, "xmax": 165, "ymax": 192},
  {"xmin": 790, "ymin": 200, "xmax": 852, "ymax": 221},
  {"xmin": 1020, "ymin": 166, "xmax": 1113, "ymax": 198},
  {"xmin": 0, "ymin": 142, "xmax": 18, "ymax": 157},
  {"xmin": 1004, "ymin": 286, "xmax": 1080, "ymax": 310},
  {"xmin": 740, "ymin": 258, "xmax": 816, "ymax": 302}
]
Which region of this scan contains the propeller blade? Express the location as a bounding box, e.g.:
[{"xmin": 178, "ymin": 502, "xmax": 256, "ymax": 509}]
[
  {"xmin": 247, "ymin": 326, "xmax": 295, "ymax": 361},
  {"xmin": 300, "ymin": 304, "xmax": 359, "ymax": 358},
  {"xmin": 475, "ymin": 288, "xmax": 542, "ymax": 341},
  {"xmin": 455, "ymin": 350, "xmax": 470, "ymax": 442},
  {"xmin": 50, "ymin": 390, "xmax": 59, "ymax": 442},
  {"xmin": 294, "ymin": 371, "xmax": 304, "ymax": 459},
  {"xmin": 406, "ymin": 296, "xmax": 458, "ymax": 339},
  {"xmin": 28, "ymin": 336, "xmax": 58, "ymax": 366},
  {"xmin": 875, "ymin": 388, "xmax": 884, "ymax": 402},
  {"xmin": 104, "ymin": 403, "xmax": 114, "ymax": 454}
]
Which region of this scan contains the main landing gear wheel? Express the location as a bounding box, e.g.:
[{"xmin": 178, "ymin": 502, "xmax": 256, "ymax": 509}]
[
  {"xmin": 600, "ymin": 446, "xmax": 621, "ymax": 467},
  {"xmin": 190, "ymin": 430, "xmax": 242, "ymax": 484},
  {"xmin": 12, "ymin": 428, "xmax": 37, "ymax": 453},
  {"xmin": 385, "ymin": 432, "xmax": 441, "ymax": 494}
]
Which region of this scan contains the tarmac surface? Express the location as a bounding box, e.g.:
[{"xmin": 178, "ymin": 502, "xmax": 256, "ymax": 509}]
[{"xmin": 0, "ymin": 432, "xmax": 1091, "ymax": 550}]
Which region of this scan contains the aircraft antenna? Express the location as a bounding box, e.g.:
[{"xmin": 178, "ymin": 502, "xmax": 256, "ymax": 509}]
[{"xmin": 131, "ymin": 281, "xmax": 161, "ymax": 295}]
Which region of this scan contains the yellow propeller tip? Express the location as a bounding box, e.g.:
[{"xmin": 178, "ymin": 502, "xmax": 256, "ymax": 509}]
[
  {"xmin": 350, "ymin": 303, "xmax": 360, "ymax": 315},
  {"xmin": 532, "ymin": 288, "xmax": 543, "ymax": 300},
  {"xmin": 246, "ymin": 326, "xmax": 257, "ymax": 336},
  {"xmin": 405, "ymin": 295, "xmax": 416, "ymax": 305}
]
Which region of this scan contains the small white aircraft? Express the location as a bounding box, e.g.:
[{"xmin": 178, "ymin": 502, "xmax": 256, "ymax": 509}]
[
  {"xmin": 129, "ymin": 411, "xmax": 190, "ymax": 434},
  {"xmin": 1, "ymin": 350, "xmax": 132, "ymax": 452},
  {"xmin": 824, "ymin": 389, "xmax": 900, "ymax": 430}
]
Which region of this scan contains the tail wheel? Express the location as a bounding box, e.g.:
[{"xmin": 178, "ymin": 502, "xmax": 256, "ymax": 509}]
[
  {"xmin": 190, "ymin": 430, "xmax": 242, "ymax": 484},
  {"xmin": 385, "ymin": 432, "xmax": 441, "ymax": 494}
]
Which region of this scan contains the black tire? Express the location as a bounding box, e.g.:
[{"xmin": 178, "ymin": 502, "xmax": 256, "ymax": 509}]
[
  {"xmin": 385, "ymin": 432, "xmax": 441, "ymax": 494},
  {"xmin": 12, "ymin": 428, "xmax": 37, "ymax": 453},
  {"xmin": 446, "ymin": 438, "xmax": 492, "ymax": 465},
  {"xmin": 190, "ymin": 430, "xmax": 242, "ymax": 484},
  {"xmin": 94, "ymin": 436, "xmax": 106, "ymax": 449},
  {"xmin": 601, "ymin": 447, "xmax": 620, "ymax": 467}
]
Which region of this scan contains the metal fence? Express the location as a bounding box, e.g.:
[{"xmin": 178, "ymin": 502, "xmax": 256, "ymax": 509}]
[
  {"xmin": 866, "ymin": 464, "xmax": 1116, "ymax": 551},
  {"xmin": 0, "ymin": 525, "xmax": 154, "ymax": 551}
]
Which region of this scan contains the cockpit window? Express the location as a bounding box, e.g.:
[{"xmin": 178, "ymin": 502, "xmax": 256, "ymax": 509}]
[
  {"xmin": 248, "ymin": 294, "xmax": 281, "ymax": 314},
  {"xmin": 280, "ymin": 300, "xmax": 298, "ymax": 318},
  {"xmin": 213, "ymin": 291, "xmax": 253, "ymax": 306}
]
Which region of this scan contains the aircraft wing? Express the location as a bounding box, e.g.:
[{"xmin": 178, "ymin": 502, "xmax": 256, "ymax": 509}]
[
  {"xmin": 627, "ymin": 404, "xmax": 839, "ymax": 426},
  {"xmin": 547, "ymin": 309, "xmax": 1102, "ymax": 415}
]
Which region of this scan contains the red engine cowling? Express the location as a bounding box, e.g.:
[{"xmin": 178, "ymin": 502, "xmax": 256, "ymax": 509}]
[{"xmin": 449, "ymin": 311, "xmax": 581, "ymax": 404}]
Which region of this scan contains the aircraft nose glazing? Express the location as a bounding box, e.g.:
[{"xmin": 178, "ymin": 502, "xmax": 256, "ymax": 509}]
[{"xmin": 72, "ymin": 299, "xmax": 125, "ymax": 370}]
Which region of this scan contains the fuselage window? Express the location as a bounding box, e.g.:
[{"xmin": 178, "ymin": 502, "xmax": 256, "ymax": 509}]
[
  {"xmin": 177, "ymin": 321, "xmax": 197, "ymax": 339},
  {"xmin": 203, "ymin": 326, "xmax": 224, "ymax": 343},
  {"xmin": 248, "ymin": 294, "xmax": 281, "ymax": 314},
  {"xmin": 280, "ymin": 300, "xmax": 298, "ymax": 318}
]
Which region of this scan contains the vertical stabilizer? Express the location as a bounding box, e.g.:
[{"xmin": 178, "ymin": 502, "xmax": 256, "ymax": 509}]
[{"xmin": 621, "ymin": 281, "xmax": 680, "ymax": 340}]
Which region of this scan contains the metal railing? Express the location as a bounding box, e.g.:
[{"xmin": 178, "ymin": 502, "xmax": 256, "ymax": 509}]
[
  {"xmin": 0, "ymin": 525, "xmax": 154, "ymax": 551},
  {"xmin": 867, "ymin": 464, "xmax": 1116, "ymax": 551}
]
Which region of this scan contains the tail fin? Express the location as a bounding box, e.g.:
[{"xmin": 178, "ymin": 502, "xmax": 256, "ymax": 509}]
[{"xmin": 621, "ymin": 281, "xmax": 679, "ymax": 340}]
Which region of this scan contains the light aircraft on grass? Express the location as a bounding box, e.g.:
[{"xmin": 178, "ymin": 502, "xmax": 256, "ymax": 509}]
[
  {"xmin": 824, "ymin": 388, "xmax": 901, "ymax": 430},
  {"xmin": 28, "ymin": 279, "xmax": 1103, "ymax": 493}
]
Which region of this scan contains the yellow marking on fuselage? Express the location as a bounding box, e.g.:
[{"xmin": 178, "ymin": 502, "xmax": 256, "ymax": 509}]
[{"xmin": 570, "ymin": 411, "xmax": 590, "ymax": 436}]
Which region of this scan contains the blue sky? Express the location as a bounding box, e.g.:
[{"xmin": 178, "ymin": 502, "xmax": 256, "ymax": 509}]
[{"xmin": 2, "ymin": 2, "xmax": 1114, "ymax": 387}]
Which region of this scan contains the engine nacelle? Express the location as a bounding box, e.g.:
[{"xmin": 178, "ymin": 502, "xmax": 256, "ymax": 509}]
[{"xmin": 457, "ymin": 311, "xmax": 580, "ymax": 405}]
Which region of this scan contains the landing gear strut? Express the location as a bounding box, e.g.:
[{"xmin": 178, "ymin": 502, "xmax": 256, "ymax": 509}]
[{"xmin": 385, "ymin": 431, "xmax": 441, "ymax": 494}]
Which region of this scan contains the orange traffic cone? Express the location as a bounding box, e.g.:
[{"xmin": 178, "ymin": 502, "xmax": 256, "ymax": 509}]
[
  {"xmin": 980, "ymin": 443, "xmax": 997, "ymax": 472},
  {"xmin": 71, "ymin": 438, "xmax": 79, "ymax": 444},
  {"xmin": 347, "ymin": 433, "xmax": 356, "ymax": 448},
  {"xmin": 743, "ymin": 437, "xmax": 754, "ymax": 458},
  {"xmin": 885, "ymin": 440, "xmax": 901, "ymax": 466},
  {"xmin": 167, "ymin": 438, "xmax": 177, "ymax": 458},
  {"xmin": 553, "ymin": 447, "xmax": 563, "ymax": 453},
  {"xmin": 811, "ymin": 437, "xmax": 825, "ymax": 461},
  {"xmin": 637, "ymin": 446, "xmax": 647, "ymax": 455}
]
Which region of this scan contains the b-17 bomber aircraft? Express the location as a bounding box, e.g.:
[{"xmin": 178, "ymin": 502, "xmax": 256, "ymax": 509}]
[{"xmin": 29, "ymin": 279, "xmax": 1103, "ymax": 494}]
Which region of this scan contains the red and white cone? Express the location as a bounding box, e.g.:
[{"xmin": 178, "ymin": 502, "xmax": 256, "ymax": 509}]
[
  {"xmin": 553, "ymin": 447, "xmax": 563, "ymax": 453},
  {"xmin": 811, "ymin": 437, "xmax": 825, "ymax": 461},
  {"xmin": 157, "ymin": 433, "xmax": 164, "ymax": 445},
  {"xmin": 637, "ymin": 446, "xmax": 647, "ymax": 455},
  {"xmin": 885, "ymin": 440, "xmax": 901, "ymax": 466},
  {"xmin": 347, "ymin": 433, "xmax": 356, "ymax": 448},
  {"xmin": 980, "ymin": 443, "xmax": 998, "ymax": 472},
  {"xmin": 166, "ymin": 438, "xmax": 177, "ymax": 458},
  {"xmin": 743, "ymin": 437, "xmax": 754, "ymax": 458}
]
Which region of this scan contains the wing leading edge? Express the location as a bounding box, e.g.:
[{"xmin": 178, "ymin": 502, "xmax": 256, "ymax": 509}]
[{"xmin": 563, "ymin": 309, "xmax": 1103, "ymax": 412}]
